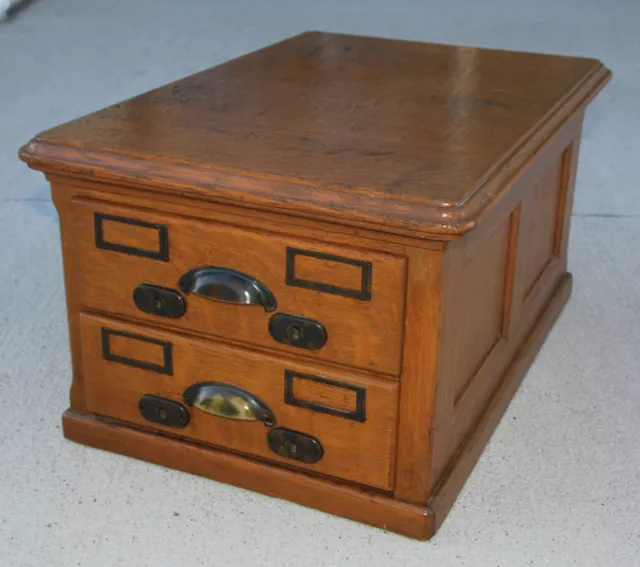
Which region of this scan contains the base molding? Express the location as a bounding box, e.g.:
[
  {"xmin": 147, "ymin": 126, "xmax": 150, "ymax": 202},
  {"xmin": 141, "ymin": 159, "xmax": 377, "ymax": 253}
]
[
  {"xmin": 62, "ymin": 273, "xmax": 571, "ymax": 540},
  {"xmin": 63, "ymin": 411, "xmax": 434, "ymax": 540}
]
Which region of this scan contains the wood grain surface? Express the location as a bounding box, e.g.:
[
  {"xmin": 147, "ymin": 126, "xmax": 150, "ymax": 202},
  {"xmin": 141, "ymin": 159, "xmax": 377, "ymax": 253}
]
[
  {"xmin": 72, "ymin": 198, "xmax": 407, "ymax": 376},
  {"xmin": 18, "ymin": 32, "xmax": 610, "ymax": 539},
  {"xmin": 80, "ymin": 313, "xmax": 399, "ymax": 490},
  {"xmin": 19, "ymin": 32, "xmax": 610, "ymax": 237}
]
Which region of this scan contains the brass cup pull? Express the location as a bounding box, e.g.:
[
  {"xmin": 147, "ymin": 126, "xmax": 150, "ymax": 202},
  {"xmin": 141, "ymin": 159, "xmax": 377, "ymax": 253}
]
[
  {"xmin": 183, "ymin": 382, "xmax": 276, "ymax": 427},
  {"xmin": 178, "ymin": 266, "xmax": 276, "ymax": 312}
]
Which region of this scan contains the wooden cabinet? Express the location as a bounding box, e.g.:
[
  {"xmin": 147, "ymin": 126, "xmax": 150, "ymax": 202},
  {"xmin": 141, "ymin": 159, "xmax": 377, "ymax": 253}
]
[{"xmin": 19, "ymin": 31, "xmax": 610, "ymax": 539}]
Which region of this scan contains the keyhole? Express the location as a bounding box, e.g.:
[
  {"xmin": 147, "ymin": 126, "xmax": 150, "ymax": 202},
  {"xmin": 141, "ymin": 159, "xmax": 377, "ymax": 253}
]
[
  {"xmin": 263, "ymin": 415, "xmax": 275, "ymax": 427},
  {"xmin": 153, "ymin": 296, "xmax": 165, "ymax": 311},
  {"xmin": 287, "ymin": 324, "xmax": 302, "ymax": 342},
  {"xmin": 156, "ymin": 407, "xmax": 167, "ymax": 421}
]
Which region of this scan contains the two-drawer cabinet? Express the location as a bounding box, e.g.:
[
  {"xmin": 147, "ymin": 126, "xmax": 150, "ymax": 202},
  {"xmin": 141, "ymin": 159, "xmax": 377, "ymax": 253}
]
[
  {"xmin": 71, "ymin": 197, "xmax": 404, "ymax": 491},
  {"xmin": 19, "ymin": 31, "xmax": 610, "ymax": 539}
]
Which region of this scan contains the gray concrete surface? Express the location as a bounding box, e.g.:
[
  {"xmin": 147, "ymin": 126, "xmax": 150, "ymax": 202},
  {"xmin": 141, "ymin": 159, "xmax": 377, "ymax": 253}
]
[{"xmin": 1, "ymin": 1, "xmax": 638, "ymax": 565}]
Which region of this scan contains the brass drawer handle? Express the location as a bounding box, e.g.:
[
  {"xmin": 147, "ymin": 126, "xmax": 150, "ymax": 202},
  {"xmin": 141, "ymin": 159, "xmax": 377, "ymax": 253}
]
[
  {"xmin": 178, "ymin": 266, "xmax": 276, "ymax": 312},
  {"xmin": 183, "ymin": 382, "xmax": 276, "ymax": 426}
]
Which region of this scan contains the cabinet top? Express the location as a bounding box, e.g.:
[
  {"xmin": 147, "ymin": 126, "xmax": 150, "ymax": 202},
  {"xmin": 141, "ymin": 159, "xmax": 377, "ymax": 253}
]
[{"xmin": 20, "ymin": 31, "xmax": 610, "ymax": 238}]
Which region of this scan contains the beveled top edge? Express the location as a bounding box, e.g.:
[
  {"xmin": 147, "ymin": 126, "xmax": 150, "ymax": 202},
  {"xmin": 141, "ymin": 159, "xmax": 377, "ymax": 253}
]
[{"xmin": 19, "ymin": 33, "xmax": 611, "ymax": 239}]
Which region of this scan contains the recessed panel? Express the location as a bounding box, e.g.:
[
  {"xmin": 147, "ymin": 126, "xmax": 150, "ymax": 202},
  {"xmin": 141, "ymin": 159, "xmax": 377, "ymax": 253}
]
[
  {"xmin": 521, "ymin": 152, "xmax": 568, "ymax": 299},
  {"xmin": 454, "ymin": 218, "xmax": 511, "ymax": 403}
]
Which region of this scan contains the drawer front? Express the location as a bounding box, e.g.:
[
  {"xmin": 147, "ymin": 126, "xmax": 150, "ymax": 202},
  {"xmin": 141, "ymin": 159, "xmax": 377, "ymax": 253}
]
[
  {"xmin": 73, "ymin": 199, "xmax": 406, "ymax": 376},
  {"xmin": 80, "ymin": 314, "xmax": 399, "ymax": 490}
]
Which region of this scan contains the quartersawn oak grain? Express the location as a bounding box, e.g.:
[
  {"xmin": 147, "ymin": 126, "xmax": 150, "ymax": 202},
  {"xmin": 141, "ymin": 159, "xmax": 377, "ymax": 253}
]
[
  {"xmin": 80, "ymin": 313, "xmax": 399, "ymax": 491},
  {"xmin": 19, "ymin": 32, "xmax": 610, "ymax": 539},
  {"xmin": 19, "ymin": 31, "xmax": 610, "ymax": 238},
  {"xmin": 72, "ymin": 197, "xmax": 407, "ymax": 376}
]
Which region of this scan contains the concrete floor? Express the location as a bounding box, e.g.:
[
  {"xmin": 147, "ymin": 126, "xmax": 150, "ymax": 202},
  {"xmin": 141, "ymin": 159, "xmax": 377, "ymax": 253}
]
[{"xmin": 1, "ymin": 0, "xmax": 639, "ymax": 565}]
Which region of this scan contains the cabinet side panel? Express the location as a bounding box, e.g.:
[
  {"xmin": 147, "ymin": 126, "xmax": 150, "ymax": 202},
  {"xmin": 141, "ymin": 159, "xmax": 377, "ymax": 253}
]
[
  {"xmin": 426, "ymin": 110, "xmax": 585, "ymax": 523},
  {"xmin": 453, "ymin": 219, "xmax": 512, "ymax": 404},
  {"xmin": 453, "ymin": 124, "xmax": 580, "ymax": 448}
]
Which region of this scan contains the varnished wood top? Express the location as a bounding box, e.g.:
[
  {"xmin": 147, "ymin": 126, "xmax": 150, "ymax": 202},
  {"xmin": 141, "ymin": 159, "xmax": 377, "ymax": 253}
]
[{"xmin": 20, "ymin": 32, "xmax": 610, "ymax": 237}]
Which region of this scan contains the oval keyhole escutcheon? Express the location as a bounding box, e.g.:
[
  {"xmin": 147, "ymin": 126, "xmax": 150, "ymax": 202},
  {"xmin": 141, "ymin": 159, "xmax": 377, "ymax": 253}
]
[
  {"xmin": 268, "ymin": 313, "xmax": 327, "ymax": 351},
  {"xmin": 267, "ymin": 427, "xmax": 324, "ymax": 463}
]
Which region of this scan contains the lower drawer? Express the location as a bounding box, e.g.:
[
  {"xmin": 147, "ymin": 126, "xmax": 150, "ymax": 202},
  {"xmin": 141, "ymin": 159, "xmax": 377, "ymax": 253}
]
[{"xmin": 79, "ymin": 314, "xmax": 399, "ymax": 490}]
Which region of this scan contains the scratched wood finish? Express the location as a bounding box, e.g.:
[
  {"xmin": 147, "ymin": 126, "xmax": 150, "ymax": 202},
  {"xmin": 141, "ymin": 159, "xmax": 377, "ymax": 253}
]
[
  {"xmin": 19, "ymin": 32, "xmax": 610, "ymax": 539},
  {"xmin": 72, "ymin": 198, "xmax": 407, "ymax": 376},
  {"xmin": 20, "ymin": 32, "xmax": 610, "ymax": 238},
  {"xmin": 80, "ymin": 313, "xmax": 399, "ymax": 490}
]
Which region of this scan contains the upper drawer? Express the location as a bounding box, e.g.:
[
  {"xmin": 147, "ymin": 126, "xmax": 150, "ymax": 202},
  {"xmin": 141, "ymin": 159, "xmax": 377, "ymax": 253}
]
[{"xmin": 71, "ymin": 199, "xmax": 407, "ymax": 376}]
